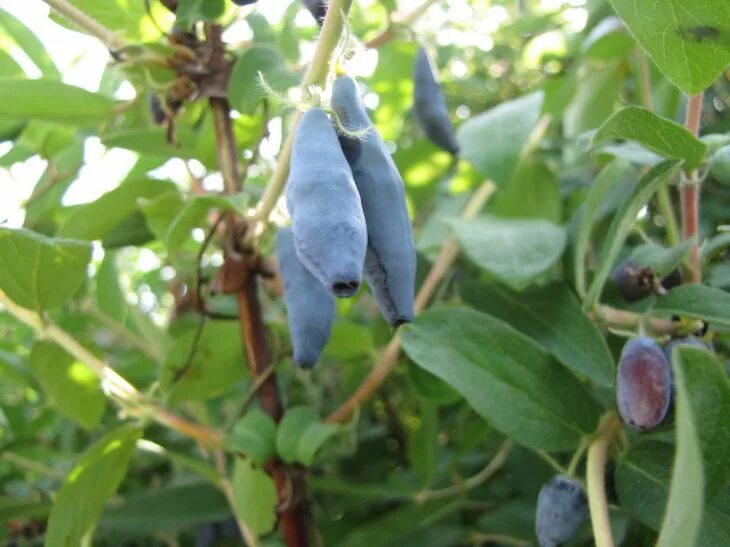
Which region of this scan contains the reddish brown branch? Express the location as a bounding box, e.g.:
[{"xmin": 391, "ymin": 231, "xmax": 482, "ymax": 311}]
[
  {"xmin": 682, "ymin": 92, "xmax": 704, "ymax": 283},
  {"xmin": 236, "ymin": 276, "xmax": 283, "ymax": 420},
  {"xmin": 207, "ymin": 23, "xmax": 309, "ymax": 545}
]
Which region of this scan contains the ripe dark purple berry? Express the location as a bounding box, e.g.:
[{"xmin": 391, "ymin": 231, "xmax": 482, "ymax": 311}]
[
  {"xmin": 276, "ymin": 228, "xmax": 335, "ymax": 368},
  {"xmin": 285, "ymin": 107, "xmax": 367, "ymax": 298},
  {"xmin": 331, "ymin": 74, "xmax": 416, "ymax": 326},
  {"xmin": 231, "ymin": 0, "xmax": 257, "ymax": 5},
  {"xmin": 535, "ymin": 475, "xmax": 588, "ymax": 547},
  {"xmin": 412, "ymin": 47, "xmax": 460, "ymax": 155},
  {"xmin": 611, "ymin": 258, "xmax": 681, "ymax": 303},
  {"xmin": 616, "ymin": 336, "xmax": 672, "ymax": 431}
]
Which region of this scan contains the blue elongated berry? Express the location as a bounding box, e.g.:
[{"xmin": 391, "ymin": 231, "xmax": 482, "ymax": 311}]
[
  {"xmin": 331, "ymin": 75, "xmax": 416, "ymax": 326},
  {"xmin": 535, "ymin": 475, "xmax": 588, "ymax": 547},
  {"xmin": 276, "ymin": 228, "xmax": 335, "ymax": 368},
  {"xmin": 617, "ymin": 336, "xmax": 672, "ymax": 431},
  {"xmin": 286, "ymin": 107, "xmax": 367, "ymax": 298},
  {"xmin": 412, "ymin": 47, "xmax": 459, "ymax": 155}
]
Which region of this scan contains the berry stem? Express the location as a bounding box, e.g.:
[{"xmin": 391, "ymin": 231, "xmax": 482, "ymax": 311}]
[
  {"xmin": 587, "ymin": 412, "xmax": 621, "ymax": 547},
  {"xmin": 682, "ymin": 92, "xmax": 704, "ymax": 283},
  {"xmin": 252, "ymin": 0, "xmax": 355, "ymax": 242},
  {"xmin": 567, "ymin": 438, "xmax": 588, "ymax": 477},
  {"xmin": 413, "ymin": 440, "xmax": 512, "ymax": 503}
]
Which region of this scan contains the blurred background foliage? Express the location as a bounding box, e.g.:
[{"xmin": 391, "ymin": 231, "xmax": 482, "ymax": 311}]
[{"xmin": 0, "ymin": 0, "xmax": 728, "ymax": 545}]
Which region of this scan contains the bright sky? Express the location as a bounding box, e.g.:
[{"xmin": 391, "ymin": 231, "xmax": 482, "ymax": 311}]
[{"xmin": 0, "ymin": 0, "xmax": 587, "ymax": 229}]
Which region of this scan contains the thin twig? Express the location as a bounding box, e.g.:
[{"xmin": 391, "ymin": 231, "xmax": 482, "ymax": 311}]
[
  {"xmin": 0, "ymin": 290, "xmax": 223, "ymax": 449},
  {"xmin": 414, "ymin": 440, "xmax": 512, "ymax": 503},
  {"xmin": 636, "ymin": 48, "xmax": 654, "ymax": 112},
  {"xmin": 240, "ymin": 362, "xmax": 277, "ymax": 415},
  {"xmin": 2, "ymin": 451, "xmax": 66, "ymax": 479},
  {"xmin": 535, "ymin": 450, "xmax": 567, "ymax": 475},
  {"xmin": 42, "ymin": 0, "xmax": 128, "ymax": 51},
  {"xmin": 567, "ymin": 438, "xmax": 588, "ymax": 477},
  {"xmin": 326, "ymin": 181, "xmax": 496, "ymax": 424},
  {"xmin": 210, "ymin": 97, "xmax": 242, "ymax": 195},
  {"xmin": 587, "ymin": 412, "xmax": 621, "ymax": 547},
  {"xmin": 682, "ymin": 92, "xmax": 704, "ymax": 283},
  {"xmin": 364, "ymin": 0, "xmax": 440, "ymax": 49},
  {"xmin": 591, "ymin": 304, "xmax": 674, "ymax": 335}
]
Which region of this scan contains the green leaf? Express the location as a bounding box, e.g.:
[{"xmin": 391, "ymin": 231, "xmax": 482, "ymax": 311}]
[
  {"xmin": 654, "ymin": 284, "xmax": 730, "ymax": 327},
  {"xmin": 276, "ymin": 406, "xmax": 339, "ymax": 466},
  {"xmin": 176, "ymin": 0, "xmax": 227, "ymax": 26},
  {"xmin": 102, "ymin": 128, "xmax": 202, "ymax": 160},
  {"xmin": 490, "ymin": 158, "xmax": 561, "ymax": 222},
  {"xmin": 607, "ymin": 0, "xmax": 730, "ymax": 94},
  {"xmin": 53, "ymin": 0, "xmax": 152, "ymax": 42},
  {"xmin": 408, "ymin": 364, "xmax": 461, "ymax": 404},
  {"xmin": 563, "ymin": 59, "xmax": 624, "ymax": 138},
  {"xmin": 456, "ymin": 92, "xmax": 543, "ymax": 187},
  {"xmin": 161, "ymin": 322, "xmax": 247, "ymax": 402},
  {"xmin": 629, "ymin": 239, "xmax": 694, "ymax": 278},
  {"xmin": 340, "ymin": 499, "xmax": 459, "ymax": 547},
  {"xmin": 0, "ymin": 496, "xmax": 51, "ymax": 521},
  {"xmin": 29, "ymin": 342, "xmax": 105, "ymax": 430},
  {"xmin": 401, "ymin": 307, "xmax": 601, "ymax": 450},
  {"xmin": 580, "ymin": 17, "xmax": 635, "ymax": 61},
  {"xmin": 323, "ymin": 322, "xmax": 374, "ymax": 360},
  {"xmin": 139, "ymin": 190, "xmax": 185, "ymax": 241},
  {"xmin": 0, "ymin": 7, "xmax": 59, "ymax": 77},
  {"xmin": 45, "ymin": 424, "xmax": 142, "ymax": 547},
  {"xmin": 702, "ymin": 232, "xmax": 730, "ymax": 264},
  {"xmin": 231, "ymin": 459, "xmax": 277, "ymax": 535},
  {"xmin": 671, "ymin": 347, "xmax": 730, "ymax": 501},
  {"xmin": 59, "ymin": 179, "xmax": 175, "ymax": 240},
  {"xmin": 226, "ymin": 409, "xmax": 277, "ymax": 465},
  {"xmin": 0, "ymin": 227, "xmax": 91, "ymax": 311},
  {"xmin": 102, "ymin": 211, "xmax": 155, "ymax": 249},
  {"xmin": 100, "ymin": 483, "xmax": 230, "ymax": 534},
  {"xmin": 616, "ymin": 443, "xmax": 730, "ymax": 547},
  {"xmin": 229, "ymin": 45, "xmax": 298, "ymax": 115},
  {"xmin": 460, "ymin": 282, "xmax": 615, "ymax": 387},
  {"xmin": 0, "ymin": 79, "xmax": 117, "ymax": 126},
  {"xmin": 585, "ymin": 160, "xmax": 682, "ymax": 307},
  {"xmin": 593, "ymin": 107, "xmax": 708, "ymax": 170},
  {"xmin": 574, "ymin": 159, "xmax": 631, "ymax": 297},
  {"xmin": 0, "ymin": 349, "xmax": 33, "ymax": 387},
  {"xmin": 656, "ymin": 348, "xmax": 705, "ymax": 547},
  {"xmin": 0, "ymin": 49, "xmax": 24, "ymax": 79},
  {"xmin": 447, "ymin": 216, "xmax": 566, "ymax": 291},
  {"xmin": 165, "ymin": 194, "xmax": 246, "ymax": 257}
]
